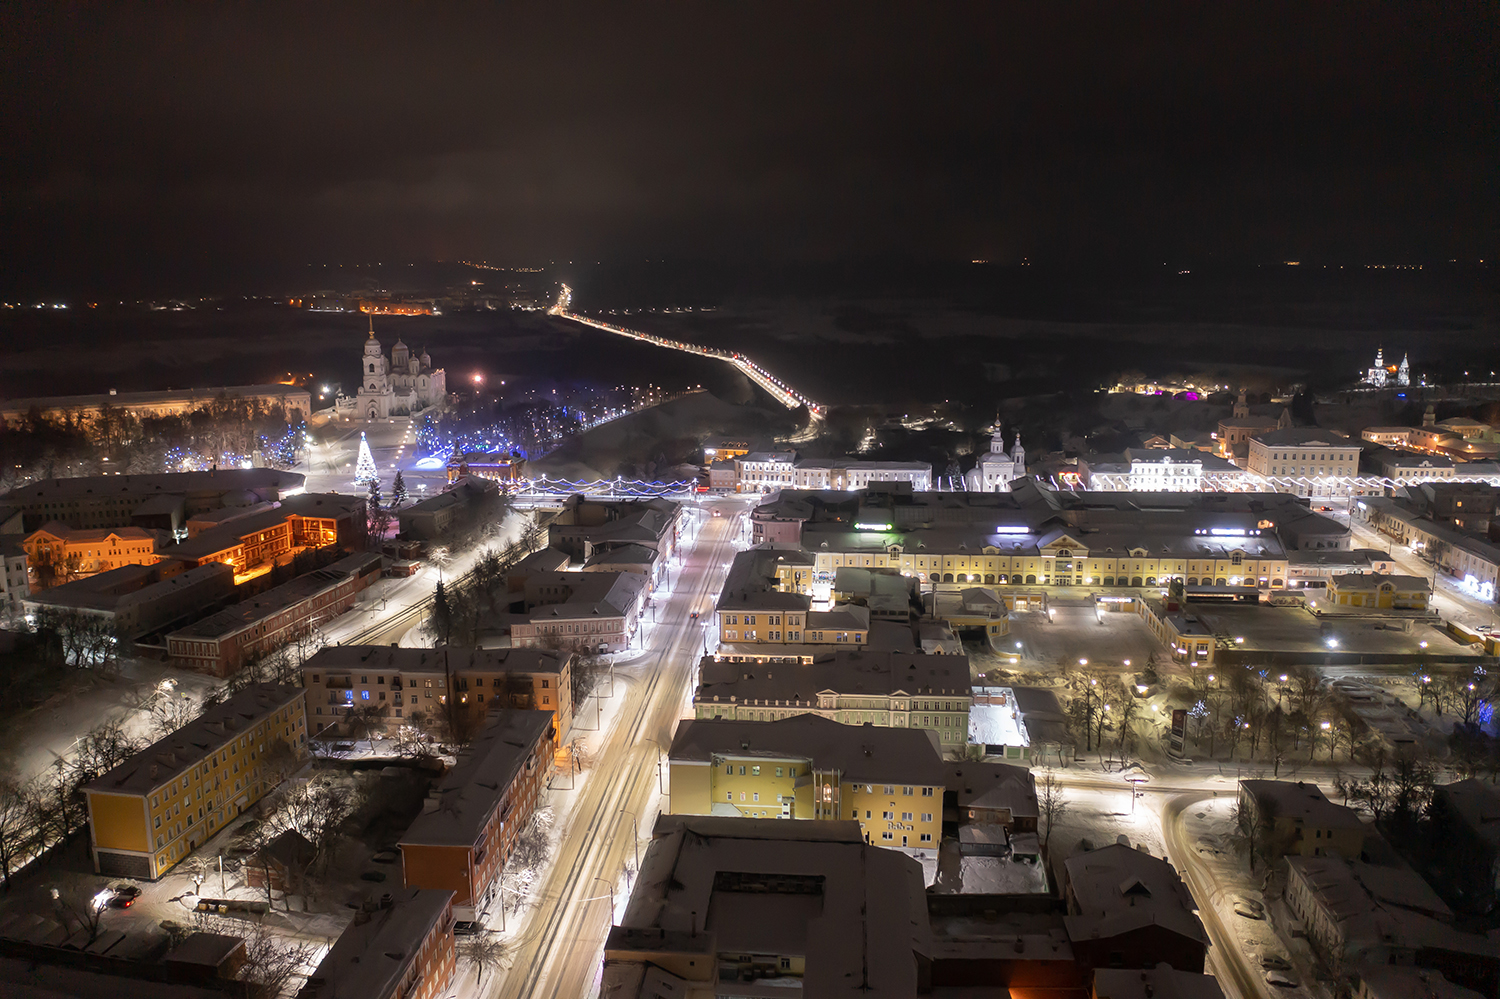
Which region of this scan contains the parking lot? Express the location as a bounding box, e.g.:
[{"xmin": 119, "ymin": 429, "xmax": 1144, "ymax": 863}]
[{"xmin": 970, "ymin": 602, "xmax": 1171, "ymax": 676}]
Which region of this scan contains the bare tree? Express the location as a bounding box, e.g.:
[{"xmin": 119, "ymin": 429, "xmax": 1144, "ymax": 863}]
[
  {"xmin": 1038, "ymin": 771, "xmax": 1068, "ymax": 857},
  {"xmin": 460, "ymin": 933, "xmax": 510, "ymax": 987},
  {"xmin": 152, "ymin": 694, "xmax": 202, "ymax": 739},
  {"xmin": 0, "ymin": 777, "xmax": 35, "ymax": 892},
  {"xmin": 237, "ymin": 923, "xmax": 317, "ymax": 999},
  {"xmin": 263, "ymin": 776, "xmax": 363, "ymax": 877},
  {"xmin": 51, "ymin": 881, "xmax": 105, "ymax": 943},
  {"xmin": 70, "ymin": 720, "xmax": 146, "ymax": 788}
]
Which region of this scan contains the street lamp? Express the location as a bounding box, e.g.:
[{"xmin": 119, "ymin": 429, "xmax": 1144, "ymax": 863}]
[{"xmin": 620, "ymin": 808, "xmax": 640, "ymax": 872}]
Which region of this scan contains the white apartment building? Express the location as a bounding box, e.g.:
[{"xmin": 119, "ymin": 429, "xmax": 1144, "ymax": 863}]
[
  {"xmin": 0, "ymin": 541, "xmax": 29, "ymax": 623},
  {"xmin": 736, "ymin": 453, "xmax": 931, "ymax": 493}
]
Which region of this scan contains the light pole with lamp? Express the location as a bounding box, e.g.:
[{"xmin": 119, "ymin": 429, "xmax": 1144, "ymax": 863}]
[{"xmin": 620, "ymin": 807, "xmax": 640, "ymax": 872}]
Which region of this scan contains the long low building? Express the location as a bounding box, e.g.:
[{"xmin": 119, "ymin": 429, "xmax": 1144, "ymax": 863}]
[
  {"xmin": 694, "ymin": 649, "xmax": 973, "ymax": 749},
  {"xmin": 83, "ymin": 682, "xmax": 307, "ymax": 880},
  {"xmin": 749, "ymin": 482, "xmax": 1355, "ymax": 594},
  {"xmin": 302, "ymin": 645, "xmax": 573, "ymax": 741},
  {"xmin": 1355, "ymin": 497, "xmax": 1500, "ymax": 601},
  {"xmin": 23, "ymin": 560, "xmax": 235, "ymax": 638},
  {"xmin": 734, "ymin": 452, "xmax": 933, "ymax": 493},
  {"xmin": 0, "ymin": 384, "xmax": 312, "ymax": 429},
  {"xmin": 166, "ymin": 551, "xmax": 382, "ymax": 676},
  {"xmin": 1, "ymin": 468, "xmax": 307, "ymax": 534},
  {"xmin": 505, "ymin": 569, "xmax": 646, "ymax": 654}
]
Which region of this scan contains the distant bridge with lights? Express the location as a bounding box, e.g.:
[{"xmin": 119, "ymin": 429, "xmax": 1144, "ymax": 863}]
[
  {"xmin": 1083, "ymin": 471, "xmax": 1500, "ymax": 495},
  {"xmin": 550, "ymin": 285, "xmax": 823, "ymax": 416}
]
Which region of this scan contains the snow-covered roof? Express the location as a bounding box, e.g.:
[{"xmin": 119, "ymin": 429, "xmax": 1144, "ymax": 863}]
[
  {"xmin": 619, "ymin": 815, "xmax": 932, "ymax": 996},
  {"xmin": 298, "ymin": 888, "xmax": 452, "ymax": 999},
  {"xmin": 1062, "ymin": 844, "xmax": 1207, "ymax": 947},
  {"xmin": 399, "ymin": 710, "xmax": 554, "ymax": 847},
  {"xmin": 1094, "ymin": 964, "xmax": 1226, "ymax": 999},
  {"xmin": 669, "ymin": 714, "xmax": 945, "ymax": 788}
]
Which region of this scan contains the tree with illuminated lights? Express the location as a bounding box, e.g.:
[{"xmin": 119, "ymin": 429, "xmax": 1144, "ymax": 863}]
[{"xmin": 354, "ymin": 432, "xmax": 377, "ymax": 484}]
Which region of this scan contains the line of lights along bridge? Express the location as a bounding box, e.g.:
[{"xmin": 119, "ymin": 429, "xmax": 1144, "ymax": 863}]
[{"xmin": 550, "ymin": 285, "xmax": 822, "ymax": 416}]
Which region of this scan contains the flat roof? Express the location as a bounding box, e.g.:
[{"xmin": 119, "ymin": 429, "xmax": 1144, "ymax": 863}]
[
  {"xmin": 622, "ymin": 815, "xmax": 931, "ymax": 997},
  {"xmin": 399, "ymin": 710, "xmax": 554, "ymax": 847},
  {"xmin": 24, "ymin": 561, "xmax": 232, "ymax": 614},
  {"xmin": 84, "ymin": 683, "xmax": 303, "ymax": 797}
]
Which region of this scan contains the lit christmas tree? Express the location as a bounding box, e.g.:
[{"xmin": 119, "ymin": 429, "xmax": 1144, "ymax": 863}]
[{"xmin": 354, "ymin": 432, "xmax": 378, "ymax": 484}]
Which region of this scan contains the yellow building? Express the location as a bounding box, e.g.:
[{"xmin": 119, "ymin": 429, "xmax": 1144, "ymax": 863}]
[
  {"xmin": 23, "ymin": 522, "xmax": 159, "ymax": 588},
  {"xmin": 668, "ymin": 715, "xmax": 945, "ymax": 849},
  {"xmin": 84, "ymin": 683, "xmax": 308, "ymax": 880},
  {"xmin": 1326, "ymin": 573, "xmax": 1430, "ymax": 610},
  {"xmin": 695, "ymin": 650, "xmax": 973, "ymax": 749},
  {"xmin": 805, "ymin": 529, "xmax": 1289, "ymax": 590}
]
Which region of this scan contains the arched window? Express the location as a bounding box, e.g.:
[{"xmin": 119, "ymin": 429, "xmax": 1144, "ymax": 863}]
[
  {"xmin": 1025, "ymin": 574, "xmax": 1036, "ymax": 584},
  {"xmin": 943, "ymin": 573, "xmax": 954, "ymax": 583},
  {"xmin": 985, "ymin": 574, "xmax": 995, "ymax": 584},
  {"xmin": 1131, "ymin": 576, "xmax": 1143, "ymax": 587},
  {"xmin": 1102, "ymin": 577, "xmax": 1114, "ymax": 586}
]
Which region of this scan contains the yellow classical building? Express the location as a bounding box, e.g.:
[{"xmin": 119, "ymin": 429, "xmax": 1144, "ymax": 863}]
[
  {"xmin": 84, "ymin": 683, "xmax": 307, "ymax": 880},
  {"xmin": 23, "ymin": 522, "xmax": 159, "ymax": 588},
  {"xmin": 1326, "ymin": 573, "xmax": 1430, "ymax": 610},
  {"xmin": 668, "ymin": 715, "xmax": 945, "ymax": 849}
]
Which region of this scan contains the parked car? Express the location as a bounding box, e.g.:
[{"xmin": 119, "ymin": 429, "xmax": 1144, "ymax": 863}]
[
  {"xmin": 1261, "ymin": 955, "xmax": 1293, "ymax": 972},
  {"xmin": 359, "ymin": 870, "xmax": 386, "ymax": 883},
  {"xmin": 107, "ymin": 894, "xmax": 136, "ymax": 909},
  {"xmin": 1265, "ymin": 971, "xmax": 1299, "ymax": 988},
  {"xmin": 453, "ymin": 920, "xmax": 481, "ymax": 936},
  {"xmin": 1233, "ymin": 898, "xmax": 1266, "ymax": 920},
  {"xmin": 371, "ymin": 849, "xmax": 400, "ymax": 864},
  {"xmin": 109, "ymin": 882, "xmax": 142, "ymax": 898}
]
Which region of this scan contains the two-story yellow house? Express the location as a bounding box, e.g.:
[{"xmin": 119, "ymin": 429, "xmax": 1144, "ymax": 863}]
[
  {"xmin": 84, "ymin": 683, "xmax": 308, "ymax": 880},
  {"xmin": 668, "ymin": 715, "xmax": 946, "ymax": 849}
]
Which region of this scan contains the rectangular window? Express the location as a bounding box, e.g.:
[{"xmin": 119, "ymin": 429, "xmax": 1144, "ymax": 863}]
[
  {"xmin": 882, "ymin": 831, "xmax": 894, "ymax": 841},
  {"xmin": 903, "ymin": 786, "xmax": 913, "ymax": 796},
  {"xmin": 920, "ymin": 833, "xmax": 933, "ymax": 843},
  {"xmin": 751, "ymin": 766, "xmax": 760, "ymax": 776},
  {"xmin": 921, "ymin": 786, "xmax": 934, "ymax": 796},
  {"xmin": 775, "ymin": 767, "xmax": 784, "ymax": 777},
  {"xmin": 921, "ymin": 813, "xmax": 933, "ymax": 822}
]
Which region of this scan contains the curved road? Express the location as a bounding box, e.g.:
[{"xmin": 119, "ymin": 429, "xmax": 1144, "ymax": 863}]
[{"xmin": 1161, "ymin": 792, "xmax": 1268, "ymax": 999}]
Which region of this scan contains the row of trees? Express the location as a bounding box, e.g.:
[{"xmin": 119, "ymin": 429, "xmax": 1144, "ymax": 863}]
[
  {"xmin": 1065, "ymin": 658, "xmax": 1497, "ymax": 772},
  {"xmin": 0, "ymin": 396, "xmax": 307, "ymax": 489},
  {"xmin": 0, "ymin": 720, "xmax": 146, "ymax": 892}
]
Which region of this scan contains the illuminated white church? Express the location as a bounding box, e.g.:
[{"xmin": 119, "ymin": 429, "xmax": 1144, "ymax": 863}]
[
  {"xmin": 1362, "ymin": 347, "xmax": 1410, "ymax": 388},
  {"xmin": 356, "ymin": 318, "xmax": 446, "ymax": 418},
  {"xmin": 964, "ymin": 427, "xmax": 1026, "ymax": 491}
]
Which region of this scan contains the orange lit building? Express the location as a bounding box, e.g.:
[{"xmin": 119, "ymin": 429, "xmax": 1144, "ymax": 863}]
[
  {"xmin": 399, "ymin": 709, "xmax": 556, "ymax": 920},
  {"xmin": 163, "ymin": 494, "xmax": 364, "ymax": 582},
  {"xmin": 360, "ymin": 301, "xmax": 434, "ymax": 315},
  {"xmin": 23, "ymin": 523, "xmax": 160, "ymax": 589}
]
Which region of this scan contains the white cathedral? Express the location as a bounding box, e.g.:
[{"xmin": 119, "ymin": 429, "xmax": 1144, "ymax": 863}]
[
  {"xmin": 964, "ymin": 427, "xmax": 1026, "ymax": 491},
  {"xmin": 356, "ymin": 318, "xmax": 447, "ymax": 418},
  {"xmin": 1362, "ymin": 346, "xmax": 1410, "ymax": 388}
]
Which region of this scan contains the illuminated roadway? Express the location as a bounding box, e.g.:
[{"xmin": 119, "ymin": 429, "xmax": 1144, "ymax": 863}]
[
  {"xmin": 550, "ymin": 285, "xmax": 822, "ymax": 415},
  {"xmin": 491, "ymin": 501, "xmax": 744, "ymax": 999}
]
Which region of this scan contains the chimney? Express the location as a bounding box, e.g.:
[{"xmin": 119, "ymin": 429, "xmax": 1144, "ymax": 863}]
[{"xmin": 380, "ymin": 892, "xmax": 393, "ymax": 909}]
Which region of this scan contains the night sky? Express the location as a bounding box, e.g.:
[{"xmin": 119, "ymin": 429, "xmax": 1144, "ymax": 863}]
[{"xmin": 3, "ymin": 3, "xmax": 1494, "ymax": 292}]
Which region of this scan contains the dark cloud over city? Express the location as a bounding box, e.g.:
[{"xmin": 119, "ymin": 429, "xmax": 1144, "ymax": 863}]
[{"xmin": 2, "ymin": 3, "xmax": 1494, "ymax": 291}]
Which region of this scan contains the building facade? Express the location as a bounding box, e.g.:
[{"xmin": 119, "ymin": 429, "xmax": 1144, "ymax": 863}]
[
  {"xmin": 0, "ymin": 385, "xmax": 312, "ymax": 430},
  {"xmin": 1326, "ymin": 573, "xmax": 1430, "ymax": 610},
  {"xmin": 298, "ymin": 888, "xmax": 456, "ymax": 999},
  {"xmin": 695, "ymin": 650, "xmax": 973, "ymax": 749},
  {"xmin": 302, "ymin": 646, "xmax": 572, "ymax": 741},
  {"xmin": 22, "ymin": 523, "xmax": 160, "ymax": 588},
  {"xmin": 399, "ymin": 709, "xmax": 556, "ymax": 920},
  {"xmin": 166, "ymin": 551, "xmax": 382, "ymax": 676},
  {"xmin": 964, "ymin": 429, "xmax": 1025, "ymax": 492},
  {"xmin": 355, "ymin": 323, "xmax": 446, "ymax": 420},
  {"xmin": 83, "ymin": 683, "xmax": 307, "ymax": 880},
  {"xmin": 668, "ymin": 715, "xmax": 947, "ymax": 848},
  {"xmin": 1246, "ymin": 428, "xmax": 1362, "ymax": 490}
]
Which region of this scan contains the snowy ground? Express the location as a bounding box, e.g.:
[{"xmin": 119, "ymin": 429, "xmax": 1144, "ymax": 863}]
[{"xmin": 958, "ymin": 855, "xmax": 1050, "ymax": 894}]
